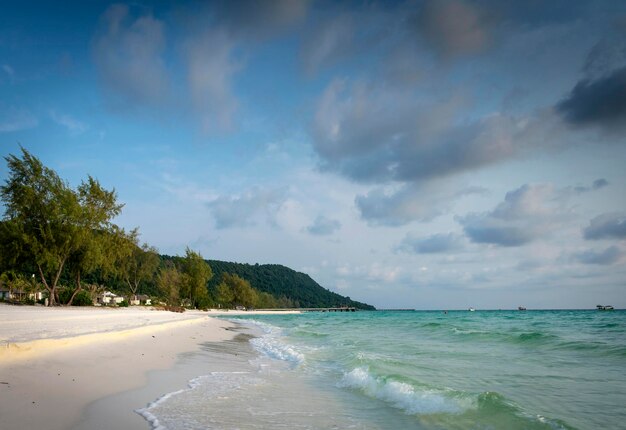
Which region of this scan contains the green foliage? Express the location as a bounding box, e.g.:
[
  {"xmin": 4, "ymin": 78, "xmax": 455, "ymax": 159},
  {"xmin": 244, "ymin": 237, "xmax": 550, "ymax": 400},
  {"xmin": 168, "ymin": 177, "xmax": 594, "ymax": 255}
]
[
  {"xmin": 117, "ymin": 232, "xmax": 160, "ymax": 297},
  {"xmin": 0, "ymin": 148, "xmax": 374, "ymax": 311},
  {"xmin": 215, "ymin": 280, "xmax": 235, "ymax": 307},
  {"xmin": 157, "ymin": 262, "xmax": 183, "ymax": 306},
  {"xmin": 0, "ymin": 148, "xmax": 123, "ymax": 306},
  {"xmin": 180, "ymin": 247, "xmax": 213, "ymax": 308},
  {"xmin": 71, "ymin": 290, "xmax": 93, "ymax": 306},
  {"xmin": 118, "ymin": 299, "xmax": 129, "ymax": 307},
  {"xmin": 216, "ymin": 273, "xmax": 258, "ymax": 309},
  {"xmin": 57, "ymin": 288, "xmax": 72, "ymax": 305},
  {"xmin": 205, "ymin": 260, "xmax": 375, "ymax": 310}
]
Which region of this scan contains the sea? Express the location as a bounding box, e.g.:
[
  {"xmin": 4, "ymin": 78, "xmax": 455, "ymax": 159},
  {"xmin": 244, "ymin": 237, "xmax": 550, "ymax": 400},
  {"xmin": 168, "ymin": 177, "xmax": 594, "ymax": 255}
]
[{"xmin": 136, "ymin": 310, "xmax": 626, "ymax": 430}]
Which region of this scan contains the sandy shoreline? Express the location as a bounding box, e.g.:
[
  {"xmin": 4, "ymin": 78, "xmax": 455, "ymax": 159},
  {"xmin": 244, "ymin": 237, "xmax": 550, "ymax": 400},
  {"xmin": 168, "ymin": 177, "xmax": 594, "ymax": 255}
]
[{"xmin": 0, "ymin": 304, "xmax": 298, "ymax": 430}]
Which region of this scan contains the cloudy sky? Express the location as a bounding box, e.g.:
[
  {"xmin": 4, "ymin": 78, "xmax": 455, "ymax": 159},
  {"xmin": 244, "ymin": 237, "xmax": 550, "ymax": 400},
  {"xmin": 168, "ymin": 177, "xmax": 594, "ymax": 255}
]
[{"xmin": 1, "ymin": 1, "xmax": 625, "ymax": 309}]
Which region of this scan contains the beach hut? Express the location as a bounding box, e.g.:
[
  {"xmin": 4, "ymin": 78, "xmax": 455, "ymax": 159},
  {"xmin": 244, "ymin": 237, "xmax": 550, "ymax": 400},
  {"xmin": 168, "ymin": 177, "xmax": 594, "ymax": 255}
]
[
  {"xmin": 96, "ymin": 291, "xmax": 125, "ymax": 306},
  {"xmin": 129, "ymin": 294, "xmax": 152, "ymax": 306},
  {"xmin": 0, "ymin": 287, "xmax": 12, "ymax": 300}
]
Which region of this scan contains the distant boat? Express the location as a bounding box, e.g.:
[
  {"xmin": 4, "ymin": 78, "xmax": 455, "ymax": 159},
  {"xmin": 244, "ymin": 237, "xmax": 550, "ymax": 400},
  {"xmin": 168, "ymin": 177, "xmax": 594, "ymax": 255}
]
[
  {"xmin": 596, "ymin": 305, "xmax": 614, "ymax": 311},
  {"xmin": 518, "ymin": 306, "xmax": 527, "ymax": 311},
  {"xmin": 468, "ymin": 307, "xmax": 475, "ymax": 312}
]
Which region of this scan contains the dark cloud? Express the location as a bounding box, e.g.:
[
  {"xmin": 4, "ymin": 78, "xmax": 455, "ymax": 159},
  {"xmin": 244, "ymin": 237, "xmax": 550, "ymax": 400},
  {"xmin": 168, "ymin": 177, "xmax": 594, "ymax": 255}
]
[
  {"xmin": 574, "ymin": 245, "xmax": 623, "ymax": 265},
  {"xmin": 207, "ymin": 188, "xmax": 286, "ymax": 229},
  {"xmin": 399, "ymin": 233, "xmax": 463, "ymax": 254},
  {"xmin": 582, "ymin": 33, "xmax": 626, "ymax": 81},
  {"xmin": 460, "ymin": 219, "xmax": 534, "ymax": 247},
  {"xmin": 355, "ymin": 184, "xmax": 451, "ymax": 226},
  {"xmin": 592, "ymin": 178, "xmax": 609, "ymax": 189},
  {"xmin": 211, "ymin": 0, "xmax": 309, "ymax": 40},
  {"xmin": 557, "ymin": 66, "xmax": 626, "ymax": 131},
  {"xmin": 312, "ymin": 79, "xmax": 546, "ymax": 185},
  {"xmin": 583, "ymin": 212, "xmax": 626, "ymax": 240},
  {"xmin": 570, "ymin": 178, "xmax": 609, "ymax": 194},
  {"xmin": 93, "ymin": 4, "xmax": 169, "ymax": 108},
  {"xmin": 458, "ymin": 184, "xmax": 561, "ymax": 247},
  {"xmin": 415, "ymin": 0, "xmax": 491, "ymax": 58},
  {"xmin": 306, "ymin": 215, "xmax": 341, "ymax": 236}
]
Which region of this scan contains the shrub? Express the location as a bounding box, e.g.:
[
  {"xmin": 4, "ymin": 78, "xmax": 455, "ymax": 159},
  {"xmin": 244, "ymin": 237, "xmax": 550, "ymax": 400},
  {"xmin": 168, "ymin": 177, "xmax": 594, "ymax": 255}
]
[
  {"xmin": 118, "ymin": 299, "xmax": 129, "ymax": 307},
  {"xmin": 72, "ymin": 291, "xmax": 92, "ymax": 306}
]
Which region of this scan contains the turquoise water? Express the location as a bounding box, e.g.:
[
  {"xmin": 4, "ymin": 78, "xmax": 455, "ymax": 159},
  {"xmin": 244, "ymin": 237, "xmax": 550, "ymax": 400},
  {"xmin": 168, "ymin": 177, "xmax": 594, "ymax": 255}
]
[{"xmin": 141, "ymin": 310, "xmax": 626, "ymax": 429}]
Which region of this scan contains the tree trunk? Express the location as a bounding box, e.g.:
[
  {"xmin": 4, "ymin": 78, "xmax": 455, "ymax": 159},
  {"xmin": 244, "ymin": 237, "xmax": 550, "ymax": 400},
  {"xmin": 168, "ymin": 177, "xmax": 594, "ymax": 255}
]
[
  {"xmin": 126, "ymin": 278, "xmax": 138, "ymax": 302},
  {"xmin": 67, "ymin": 271, "xmax": 82, "ymax": 306},
  {"xmin": 37, "ymin": 264, "xmax": 54, "ymax": 306}
]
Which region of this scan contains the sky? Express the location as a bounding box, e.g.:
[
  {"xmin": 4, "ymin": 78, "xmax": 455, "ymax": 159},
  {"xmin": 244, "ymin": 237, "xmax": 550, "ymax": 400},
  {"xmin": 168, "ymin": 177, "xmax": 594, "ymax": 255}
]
[{"xmin": 1, "ymin": 0, "xmax": 625, "ymax": 309}]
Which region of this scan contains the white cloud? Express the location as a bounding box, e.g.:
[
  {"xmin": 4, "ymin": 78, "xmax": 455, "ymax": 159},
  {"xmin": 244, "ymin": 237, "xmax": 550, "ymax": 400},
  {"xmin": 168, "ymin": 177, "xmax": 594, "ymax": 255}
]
[
  {"xmin": 0, "ymin": 105, "xmax": 38, "ymax": 132},
  {"xmin": 183, "ymin": 29, "xmax": 240, "ymax": 133},
  {"xmin": 2, "ymin": 64, "xmax": 15, "ymax": 79},
  {"xmin": 207, "ymin": 187, "xmax": 287, "ymax": 229},
  {"xmin": 50, "ymin": 111, "xmax": 88, "ymax": 135}
]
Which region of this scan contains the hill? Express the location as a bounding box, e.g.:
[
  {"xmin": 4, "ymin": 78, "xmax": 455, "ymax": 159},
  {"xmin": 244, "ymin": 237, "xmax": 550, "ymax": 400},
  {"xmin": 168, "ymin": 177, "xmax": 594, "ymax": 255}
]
[{"xmin": 206, "ymin": 260, "xmax": 375, "ymax": 310}]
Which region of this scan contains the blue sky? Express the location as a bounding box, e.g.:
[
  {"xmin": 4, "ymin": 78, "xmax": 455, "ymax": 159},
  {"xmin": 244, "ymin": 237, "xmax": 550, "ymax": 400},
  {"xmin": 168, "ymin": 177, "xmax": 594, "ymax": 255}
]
[{"xmin": 1, "ymin": 0, "xmax": 625, "ymax": 309}]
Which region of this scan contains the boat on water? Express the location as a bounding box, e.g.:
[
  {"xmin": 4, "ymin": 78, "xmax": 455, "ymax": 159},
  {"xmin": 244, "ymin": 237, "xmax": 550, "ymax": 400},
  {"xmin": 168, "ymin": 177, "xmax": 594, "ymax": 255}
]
[
  {"xmin": 596, "ymin": 305, "xmax": 614, "ymax": 311},
  {"xmin": 468, "ymin": 307, "xmax": 476, "ymax": 312},
  {"xmin": 518, "ymin": 306, "xmax": 527, "ymax": 311}
]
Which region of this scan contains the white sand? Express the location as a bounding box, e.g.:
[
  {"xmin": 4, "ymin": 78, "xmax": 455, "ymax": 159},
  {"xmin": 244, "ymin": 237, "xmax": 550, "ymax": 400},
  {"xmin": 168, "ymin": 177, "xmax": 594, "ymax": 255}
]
[{"xmin": 0, "ymin": 304, "xmax": 255, "ymax": 430}]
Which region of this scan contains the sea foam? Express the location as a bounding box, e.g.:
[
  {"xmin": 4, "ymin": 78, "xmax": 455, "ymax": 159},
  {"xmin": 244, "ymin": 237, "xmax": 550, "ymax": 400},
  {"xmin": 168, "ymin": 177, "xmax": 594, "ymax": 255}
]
[
  {"xmin": 234, "ymin": 319, "xmax": 305, "ymax": 365},
  {"xmin": 135, "ymin": 372, "xmax": 259, "ymax": 430}
]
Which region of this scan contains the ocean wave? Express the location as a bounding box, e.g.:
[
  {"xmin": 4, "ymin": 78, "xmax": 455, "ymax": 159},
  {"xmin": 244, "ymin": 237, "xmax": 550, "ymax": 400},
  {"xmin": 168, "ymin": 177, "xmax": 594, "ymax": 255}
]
[
  {"xmin": 233, "ymin": 318, "xmax": 305, "ymax": 365},
  {"xmin": 339, "ymin": 367, "xmax": 467, "ymax": 415},
  {"xmin": 515, "ymin": 332, "xmax": 558, "ymax": 343},
  {"xmin": 473, "ymin": 392, "xmax": 575, "ymax": 430},
  {"xmin": 249, "ymin": 335, "xmax": 305, "ymax": 364},
  {"xmin": 338, "ymin": 369, "xmax": 575, "ymax": 429}
]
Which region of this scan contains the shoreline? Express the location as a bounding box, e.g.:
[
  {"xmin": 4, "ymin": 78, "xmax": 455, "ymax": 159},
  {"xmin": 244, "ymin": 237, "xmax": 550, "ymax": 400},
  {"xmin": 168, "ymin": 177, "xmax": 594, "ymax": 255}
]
[{"xmin": 0, "ymin": 304, "xmax": 296, "ymax": 430}]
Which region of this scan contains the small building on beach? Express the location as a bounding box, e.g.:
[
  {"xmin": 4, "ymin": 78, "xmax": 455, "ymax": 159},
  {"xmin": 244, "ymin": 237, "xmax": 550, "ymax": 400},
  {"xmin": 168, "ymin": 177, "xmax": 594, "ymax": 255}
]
[
  {"xmin": 129, "ymin": 294, "xmax": 152, "ymax": 306},
  {"xmin": 96, "ymin": 291, "xmax": 125, "ymax": 306}
]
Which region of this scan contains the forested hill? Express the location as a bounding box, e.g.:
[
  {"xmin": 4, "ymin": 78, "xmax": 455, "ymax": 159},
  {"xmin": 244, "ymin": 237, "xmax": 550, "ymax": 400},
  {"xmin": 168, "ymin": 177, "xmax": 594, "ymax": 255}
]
[{"xmin": 206, "ymin": 260, "xmax": 376, "ymax": 310}]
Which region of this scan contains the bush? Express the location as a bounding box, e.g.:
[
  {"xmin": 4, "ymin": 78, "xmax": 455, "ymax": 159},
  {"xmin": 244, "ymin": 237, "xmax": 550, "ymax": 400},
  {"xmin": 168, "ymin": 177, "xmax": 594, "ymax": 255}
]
[
  {"xmin": 57, "ymin": 289, "xmax": 93, "ymax": 306},
  {"xmin": 118, "ymin": 299, "xmax": 129, "ymax": 307},
  {"xmin": 72, "ymin": 291, "xmax": 92, "ymax": 306}
]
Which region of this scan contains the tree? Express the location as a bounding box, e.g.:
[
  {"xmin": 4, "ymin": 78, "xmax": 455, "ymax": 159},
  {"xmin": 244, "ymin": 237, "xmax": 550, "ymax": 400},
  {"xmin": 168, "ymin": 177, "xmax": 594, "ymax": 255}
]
[
  {"xmin": 218, "ymin": 273, "xmax": 258, "ymax": 309},
  {"xmin": 157, "ymin": 262, "xmax": 182, "ymax": 306},
  {"xmin": 117, "ymin": 231, "xmax": 159, "ymax": 300},
  {"xmin": 65, "ymin": 178, "xmax": 124, "ymax": 305},
  {"xmin": 215, "ymin": 280, "xmax": 234, "ymax": 308},
  {"xmin": 256, "ymin": 291, "xmax": 278, "ymax": 309},
  {"xmin": 180, "ymin": 247, "xmax": 212, "ymax": 308},
  {"xmin": 0, "ymin": 148, "xmax": 118, "ymax": 306}
]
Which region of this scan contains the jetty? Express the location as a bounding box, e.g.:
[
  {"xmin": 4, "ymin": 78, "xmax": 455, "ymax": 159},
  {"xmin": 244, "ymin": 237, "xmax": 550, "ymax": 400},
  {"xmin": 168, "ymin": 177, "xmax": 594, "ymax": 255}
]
[
  {"xmin": 305, "ymin": 307, "xmax": 357, "ymax": 312},
  {"xmin": 256, "ymin": 307, "xmax": 358, "ymax": 312}
]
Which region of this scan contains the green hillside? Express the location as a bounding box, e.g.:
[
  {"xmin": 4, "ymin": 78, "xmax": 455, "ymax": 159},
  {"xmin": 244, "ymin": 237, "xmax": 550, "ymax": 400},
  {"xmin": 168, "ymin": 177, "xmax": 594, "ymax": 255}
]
[{"xmin": 206, "ymin": 260, "xmax": 375, "ymax": 310}]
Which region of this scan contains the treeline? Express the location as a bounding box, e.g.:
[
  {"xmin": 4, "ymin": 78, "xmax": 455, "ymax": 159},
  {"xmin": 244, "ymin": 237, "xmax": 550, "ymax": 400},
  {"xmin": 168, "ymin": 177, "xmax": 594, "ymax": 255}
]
[
  {"xmin": 0, "ymin": 147, "xmax": 214, "ymax": 307},
  {"xmin": 206, "ymin": 260, "xmax": 376, "ymax": 310},
  {"xmin": 0, "ymin": 148, "xmax": 375, "ymax": 310}
]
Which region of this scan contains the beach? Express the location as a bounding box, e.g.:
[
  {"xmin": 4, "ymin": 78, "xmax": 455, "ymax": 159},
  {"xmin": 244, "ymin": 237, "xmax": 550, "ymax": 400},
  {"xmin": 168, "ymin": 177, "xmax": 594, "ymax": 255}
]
[
  {"xmin": 0, "ymin": 304, "xmax": 297, "ymax": 430},
  {"xmin": 3, "ymin": 306, "xmax": 625, "ymax": 430}
]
